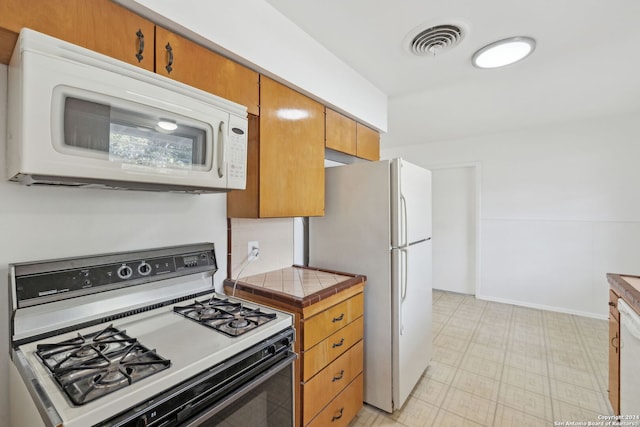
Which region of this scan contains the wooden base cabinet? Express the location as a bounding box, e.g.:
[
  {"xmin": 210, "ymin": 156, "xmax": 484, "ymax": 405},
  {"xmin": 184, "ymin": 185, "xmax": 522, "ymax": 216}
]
[
  {"xmin": 225, "ymin": 272, "xmax": 365, "ymax": 427},
  {"xmin": 609, "ymin": 288, "xmax": 620, "ymax": 415}
]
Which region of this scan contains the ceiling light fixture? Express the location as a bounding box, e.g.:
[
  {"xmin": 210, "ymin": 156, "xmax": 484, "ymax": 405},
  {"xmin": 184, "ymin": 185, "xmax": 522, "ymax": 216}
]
[{"xmin": 471, "ymin": 36, "xmax": 536, "ymax": 69}]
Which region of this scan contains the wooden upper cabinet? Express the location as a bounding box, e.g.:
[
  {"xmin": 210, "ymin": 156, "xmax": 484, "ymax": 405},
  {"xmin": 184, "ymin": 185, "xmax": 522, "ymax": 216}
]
[
  {"xmin": 325, "ymin": 108, "xmax": 381, "ymax": 161},
  {"xmin": 259, "ymin": 77, "xmax": 325, "ymax": 217},
  {"xmin": 155, "ymin": 27, "xmax": 259, "ymax": 115},
  {"xmin": 325, "ymin": 108, "xmax": 356, "ymax": 156},
  {"xmin": 228, "ymin": 76, "xmax": 324, "ymax": 218},
  {"xmin": 356, "ymin": 123, "xmax": 380, "ymax": 161},
  {"xmin": 0, "ymin": 0, "xmax": 155, "ymax": 70}
]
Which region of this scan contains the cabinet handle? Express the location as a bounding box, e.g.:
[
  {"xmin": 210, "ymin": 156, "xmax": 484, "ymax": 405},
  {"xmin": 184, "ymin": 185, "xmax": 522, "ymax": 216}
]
[
  {"xmin": 609, "ymin": 301, "xmax": 616, "ymax": 307},
  {"xmin": 135, "ymin": 29, "xmax": 144, "ymax": 62},
  {"xmin": 332, "ymin": 338, "xmax": 345, "ymax": 348},
  {"xmin": 165, "ymin": 42, "xmax": 174, "ymax": 74},
  {"xmin": 332, "ymin": 369, "xmax": 345, "ymax": 382},
  {"xmin": 331, "ymin": 407, "xmax": 344, "ymax": 422},
  {"xmin": 612, "ymin": 334, "xmax": 619, "ymax": 353},
  {"xmin": 332, "ymin": 313, "xmax": 344, "ymax": 323}
]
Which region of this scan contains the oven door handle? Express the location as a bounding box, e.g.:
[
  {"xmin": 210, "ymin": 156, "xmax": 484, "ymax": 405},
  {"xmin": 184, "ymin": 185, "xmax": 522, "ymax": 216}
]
[{"xmin": 182, "ymin": 351, "xmax": 297, "ymax": 427}]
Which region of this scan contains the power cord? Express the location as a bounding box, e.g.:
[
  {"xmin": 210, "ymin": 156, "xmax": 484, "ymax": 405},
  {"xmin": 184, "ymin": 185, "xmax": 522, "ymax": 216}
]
[{"xmin": 230, "ymin": 246, "xmax": 259, "ymax": 297}]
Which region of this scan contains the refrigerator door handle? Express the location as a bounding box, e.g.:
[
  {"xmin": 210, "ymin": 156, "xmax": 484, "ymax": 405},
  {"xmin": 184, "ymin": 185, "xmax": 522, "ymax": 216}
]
[
  {"xmin": 398, "ymin": 247, "xmax": 408, "ymax": 336},
  {"xmin": 400, "ymin": 247, "xmax": 408, "ymax": 302},
  {"xmin": 400, "ymin": 194, "xmax": 408, "ymax": 248}
]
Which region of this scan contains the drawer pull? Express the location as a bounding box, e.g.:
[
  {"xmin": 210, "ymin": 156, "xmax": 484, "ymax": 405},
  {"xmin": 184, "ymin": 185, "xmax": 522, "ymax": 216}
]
[
  {"xmin": 332, "ymin": 313, "xmax": 345, "ymax": 323},
  {"xmin": 332, "ymin": 369, "xmax": 345, "ymax": 382},
  {"xmin": 332, "ymin": 338, "xmax": 345, "ymax": 348},
  {"xmin": 332, "ymin": 407, "xmax": 344, "ymax": 422}
]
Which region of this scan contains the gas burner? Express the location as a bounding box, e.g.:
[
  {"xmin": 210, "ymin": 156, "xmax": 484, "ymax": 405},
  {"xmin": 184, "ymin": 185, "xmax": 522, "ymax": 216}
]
[
  {"xmin": 36, "ymin": 325, "xmax": 137, "ymax": 370},
  {"xmin": 229, "ymin": 319, "xmax": 250, "ymax": 329},
  {"xmin": 35, "ymin": 325, "xmax": 170, "ymax": 405},
  {"xmin": 174, "ymin": 296, "xmax": 276, "ymax": 337}
]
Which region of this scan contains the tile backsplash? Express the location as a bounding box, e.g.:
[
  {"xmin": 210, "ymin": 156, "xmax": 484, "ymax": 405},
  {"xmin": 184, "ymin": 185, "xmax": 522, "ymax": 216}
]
[{"xmin": 229, "ymin": 218, "xmax": 294, "ymax": 280}]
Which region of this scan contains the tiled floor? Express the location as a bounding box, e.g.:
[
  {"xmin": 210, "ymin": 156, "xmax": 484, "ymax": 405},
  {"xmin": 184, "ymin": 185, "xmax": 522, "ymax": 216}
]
[{"xmin": 349, "ymin": 290, "xmax": 612, "ymax": 426}]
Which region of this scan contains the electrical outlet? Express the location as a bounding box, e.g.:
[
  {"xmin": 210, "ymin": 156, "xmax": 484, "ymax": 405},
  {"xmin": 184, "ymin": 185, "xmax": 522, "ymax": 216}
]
[{"xmin": 248, "ymin": 241, "xmax": 259, "ymax": 260}]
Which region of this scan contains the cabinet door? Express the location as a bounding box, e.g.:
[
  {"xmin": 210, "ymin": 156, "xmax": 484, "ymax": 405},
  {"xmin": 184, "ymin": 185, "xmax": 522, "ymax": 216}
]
[
  {"xmin": 609, "ymin": 297, "xmax": 620, "ymax": 415},
  {"xmin": 326, "ymin": 108, "xmax": 356, "ymax": 155},
  {"xmin": 356, "ymin": 122, "xmax": 380, "ymax": 161},
  {"xmin": 155, "ymin": 27, "xmax": 259, "ymax": 115},
  {"xmin": 0, "ymin": 0, "xmax": 155, "ymax": 70},
  {"xmin": 259, "ymin": 76, "xmax": 325, "ymax": 217}
]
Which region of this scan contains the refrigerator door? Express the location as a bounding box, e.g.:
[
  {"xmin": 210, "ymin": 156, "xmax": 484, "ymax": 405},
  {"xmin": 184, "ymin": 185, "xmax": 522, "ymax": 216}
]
[
  {"xmin": 391, "ymin": 159, "xmax": 432, "ymax": 247},
  {"xmin": 392, "ymin": 239, "xmax": 433, "ymax": 409},
  {"xmin": 309, "ymin": 160, "xmax": 395, "ymax": 411}
]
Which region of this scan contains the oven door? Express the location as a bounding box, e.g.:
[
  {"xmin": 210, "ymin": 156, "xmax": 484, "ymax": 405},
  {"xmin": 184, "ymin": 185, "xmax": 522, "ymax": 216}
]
[{"xmin": 184, "ymin": 353, "xmax": 296, "ymax": 427}]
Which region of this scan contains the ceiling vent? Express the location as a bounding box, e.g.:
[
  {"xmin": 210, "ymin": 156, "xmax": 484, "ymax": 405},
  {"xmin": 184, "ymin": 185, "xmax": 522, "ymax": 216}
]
[{"xmin": 407, "ymin": 24, "xmax": 464, "ymax": 56}]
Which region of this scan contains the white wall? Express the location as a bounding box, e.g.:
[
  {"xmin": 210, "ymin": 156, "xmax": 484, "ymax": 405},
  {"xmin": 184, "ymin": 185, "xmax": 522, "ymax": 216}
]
[
  {"xmin": 0, "ymin": 65, "xmax": 230, "ymax": 421},
  {"xmin": 230, "ymin": 218, "xmax": 294, "ymax": 280},
  {"xmin": 382, "ymin": 111, "xmax": 640, "ymax": 318}
]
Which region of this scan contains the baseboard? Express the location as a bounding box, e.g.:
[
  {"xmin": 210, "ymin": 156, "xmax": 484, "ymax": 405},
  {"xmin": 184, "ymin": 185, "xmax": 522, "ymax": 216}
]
[{"xmin": 474, "ymin": 293, "xmax": 608, "ymax": 320}]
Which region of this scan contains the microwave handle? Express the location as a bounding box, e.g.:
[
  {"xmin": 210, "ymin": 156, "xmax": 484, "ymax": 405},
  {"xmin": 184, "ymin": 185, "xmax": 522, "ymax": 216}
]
[{"xmin": 217, "ymin": 121, "xmax": 227, "ymax": 178}]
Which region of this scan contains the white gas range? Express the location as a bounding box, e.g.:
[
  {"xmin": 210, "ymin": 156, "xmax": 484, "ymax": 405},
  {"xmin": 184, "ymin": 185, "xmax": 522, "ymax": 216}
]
[{"xmin": 9, "ymin": 243, "xmax": 295, "ymax": 427}]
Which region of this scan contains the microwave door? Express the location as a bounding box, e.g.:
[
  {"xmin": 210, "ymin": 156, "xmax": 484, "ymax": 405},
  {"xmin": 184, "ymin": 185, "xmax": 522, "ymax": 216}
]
[{"xmin": 53, "ymin": 90, "xmax": 228, "ymax": 190}]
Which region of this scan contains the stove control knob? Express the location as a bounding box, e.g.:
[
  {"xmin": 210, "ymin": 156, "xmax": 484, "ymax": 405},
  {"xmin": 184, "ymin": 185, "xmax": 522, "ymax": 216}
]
[
  {"xmin": 138, "ymin": 262, "xmax": 151, "ymax": 276},
  {"xmin": 117, "ymin": 264, "xmax": 133, "ymax": 280},
  {"xmin": 135, "ymin": 415, "xmax": 148, "ymax": 427}
]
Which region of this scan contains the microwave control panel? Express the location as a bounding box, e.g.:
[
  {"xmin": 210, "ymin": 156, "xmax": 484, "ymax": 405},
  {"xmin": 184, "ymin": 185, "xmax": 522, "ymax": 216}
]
[{"xmin": 226, "ymin": 115, "xmax": 248, "ymax": 190}]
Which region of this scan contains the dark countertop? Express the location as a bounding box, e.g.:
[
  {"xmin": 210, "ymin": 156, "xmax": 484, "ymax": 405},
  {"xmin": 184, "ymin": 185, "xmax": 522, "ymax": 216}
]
[
  {"xmin": 607, "ymin": 273, "xmax": 640, "ymax": 314},
  {"xmin": 223, "ymin": 265, "xmax": 366, "ymax": 309}
]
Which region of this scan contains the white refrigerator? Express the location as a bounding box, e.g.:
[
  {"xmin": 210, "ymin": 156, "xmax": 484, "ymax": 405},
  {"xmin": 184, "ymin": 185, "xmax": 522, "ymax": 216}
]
[{"xmin": 309, "ymin": 158, "xmax": 432, "ymax": 413}]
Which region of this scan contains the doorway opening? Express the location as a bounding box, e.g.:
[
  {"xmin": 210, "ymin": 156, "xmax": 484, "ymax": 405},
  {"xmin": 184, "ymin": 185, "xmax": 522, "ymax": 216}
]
[{"xmin": 431, "ymin": 163, "xmax": 480, "ymax": 295}]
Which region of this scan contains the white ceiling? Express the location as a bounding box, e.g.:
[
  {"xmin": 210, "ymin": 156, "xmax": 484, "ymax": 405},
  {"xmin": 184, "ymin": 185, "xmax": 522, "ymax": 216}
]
[{"xmin": 265, "ymin": 0, "xmax": 640, "ymax": 147}]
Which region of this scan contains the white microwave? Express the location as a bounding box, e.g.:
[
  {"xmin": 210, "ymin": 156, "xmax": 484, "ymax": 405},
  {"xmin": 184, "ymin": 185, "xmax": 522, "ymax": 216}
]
[{"xmin": 6, "ymin": 29, "xmax": 248, "ymax": 193}]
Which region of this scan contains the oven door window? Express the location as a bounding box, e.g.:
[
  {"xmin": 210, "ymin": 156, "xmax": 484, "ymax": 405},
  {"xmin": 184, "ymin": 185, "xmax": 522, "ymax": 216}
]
[
  {"xmin": 192, "ymin": 355, "xmax": 294, "ymax": 427},
  {"xmin": 55, "ymin": 90, "xmax": 213, "ymax": 172}
]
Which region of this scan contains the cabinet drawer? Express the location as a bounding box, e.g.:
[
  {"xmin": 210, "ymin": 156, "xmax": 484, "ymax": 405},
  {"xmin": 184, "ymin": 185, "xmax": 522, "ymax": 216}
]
[
  {"xmin": 610, "ymin": 289, "xmax": 620, "ymax": 322},
  {"xmin": 305, "ymin": 373, "xmax": 363, "ymax": 427},
  {"xmin": 303, "ymin": 340, "xmax": 363, "ymax": 424},
  {"xmin": 303, "ymin": 293, "xmax": 363, "ymax": 349},
  {"xmin": 303, "ymin": 316, "xmax": 363, "ymax": 381}
]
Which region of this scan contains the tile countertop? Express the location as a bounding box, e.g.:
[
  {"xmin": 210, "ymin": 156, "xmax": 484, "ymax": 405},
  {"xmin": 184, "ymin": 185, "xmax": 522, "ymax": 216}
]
[
  {"xmin": 607, "ymin": 273, "xmax": 640, "ymax": 314},
  {"xmin": 223, "ymin": 265, "xmax": 366, "ymax": 308}
]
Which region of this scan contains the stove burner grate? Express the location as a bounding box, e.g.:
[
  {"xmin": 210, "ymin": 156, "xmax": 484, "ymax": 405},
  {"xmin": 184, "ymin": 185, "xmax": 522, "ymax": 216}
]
[
  {"xmin": 35, "ymin": 325, "xmax": 170, "ymax": 405},
  {"xmin": 174, "ymin": 297, "xmax": 276, "ymax": 337}
]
